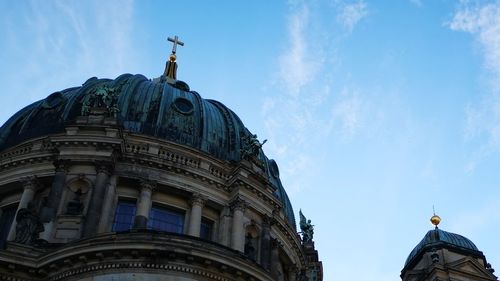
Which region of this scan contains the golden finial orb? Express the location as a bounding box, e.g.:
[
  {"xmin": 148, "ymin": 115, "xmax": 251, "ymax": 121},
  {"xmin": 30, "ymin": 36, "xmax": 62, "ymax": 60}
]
[
  {"xmin": 430, "ymin": 214, "xmax": 441, "ymax": 227},
  {"xmin": 169, "ymin": 54, "xmax": 177, "ymax": 62}
]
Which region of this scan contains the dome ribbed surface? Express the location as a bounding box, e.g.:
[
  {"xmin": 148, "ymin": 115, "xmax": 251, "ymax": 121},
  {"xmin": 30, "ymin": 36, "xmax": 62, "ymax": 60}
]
[
  {"xmin": 404, "ymin": 228, "xmax": 481, "ymax": 267},
  {"xmin": 0, "ymin": 74, "xmax": 248, "ymax": 161}
]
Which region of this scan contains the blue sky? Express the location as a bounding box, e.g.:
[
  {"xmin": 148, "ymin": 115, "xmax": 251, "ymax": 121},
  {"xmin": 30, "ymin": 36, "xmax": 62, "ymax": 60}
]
[{"xmin": 1, "ymin": 1, "xmax": 500, "ymax": 280}]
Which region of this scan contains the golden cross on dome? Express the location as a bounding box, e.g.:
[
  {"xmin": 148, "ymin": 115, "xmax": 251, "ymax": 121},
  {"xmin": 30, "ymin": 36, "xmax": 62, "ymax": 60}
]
[{"xmin": 168, "ymin": 35, "xmax": 184, "ymax": 54}]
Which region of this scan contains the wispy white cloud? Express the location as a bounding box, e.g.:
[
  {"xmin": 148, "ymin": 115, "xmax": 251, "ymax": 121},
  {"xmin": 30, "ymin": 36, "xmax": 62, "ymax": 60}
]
[
  {"xmin": 262, "ymin": 2, "xmax": 333, "ymax": 195},
  {"xmin": 409, "ymin": 0, "xmax": 423, "ymax": 7},
  {"xmin": 336, "ymin": 1, "xmax": 368, "ymax": 33},
  {"xmin": 263, "ymin": 1, "xmax": 372, "ymax": 196},
  {"xmin": 449, "ymin": 2, "xmax": 500, "ymax": 88},
  {"xmin": 0, "ymin": 0, "xmax": 136, "ymax": 124},
  {"xmin": 278, "ymin": 5, "xmax": 322, "ymax": 97},
  {"xmin": 448, "ymin": 2, "xmax": 500, "ymax": 166},
  {"xmin": 331, "ymin": 88, "xmax": 364, "ymax": 137}
]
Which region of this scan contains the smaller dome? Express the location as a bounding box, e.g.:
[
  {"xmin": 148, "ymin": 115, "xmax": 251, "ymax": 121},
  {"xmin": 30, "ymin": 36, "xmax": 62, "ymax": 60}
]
[{"xmin": 404, "ymin": 228, "xmax": 482, "ymax": 268}]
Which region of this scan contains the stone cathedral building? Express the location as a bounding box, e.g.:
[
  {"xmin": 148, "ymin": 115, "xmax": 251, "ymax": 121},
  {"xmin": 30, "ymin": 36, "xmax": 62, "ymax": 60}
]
[
  {"xmin": 0, "ymin": 38, "xmax": 322, "ymax": 281},
  {"xmin": 0, "ymin": 36, "xmax": 497, "ymax": 281}
]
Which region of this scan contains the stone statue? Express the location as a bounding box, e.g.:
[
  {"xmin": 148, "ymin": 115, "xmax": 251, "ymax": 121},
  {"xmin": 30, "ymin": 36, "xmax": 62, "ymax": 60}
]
[
  {"xmin": 81, "ymin": 85, "xmax": 120, "ymax": 117},
  {"xmin": 66, "ymin": 189, "xmax": 84, "ymax": 215},
  {"xmin": 241, "ymin": 133, "xmax": 267, "ymax": 160},
  {"xmin": 14, "ymin": 204, "xmax": 44, "ymax": 245},
  {"xmin": 244, "ymin": 232, "xmax": 256, "ymax": 261},
  {"xmin": 487, "ymin": 263, "xmax": 495, "ymax": 274},
  {"xmin": 299, "ymin": 210, "xmax": 314, "ymax": 243}
]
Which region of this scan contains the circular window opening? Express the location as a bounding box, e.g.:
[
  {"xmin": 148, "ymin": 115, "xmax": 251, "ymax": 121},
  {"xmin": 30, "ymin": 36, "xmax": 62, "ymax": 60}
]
[{"xmin": 173, "ymin": 97, "xmax": 194, "ymax": 115}]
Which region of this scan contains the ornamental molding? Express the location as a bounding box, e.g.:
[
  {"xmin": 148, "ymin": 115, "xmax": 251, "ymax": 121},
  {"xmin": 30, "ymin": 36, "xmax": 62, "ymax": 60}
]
[
  {"xmin": 48, "ymin": 262, "xmax": 234, "ymax": 281},
  {"xmin": 0, "ymin": 275, "xmax": 29, "ymax": 281},
  {"xmin": 0, "ymin": 144, "xmax": 33, "ymax": 160}
]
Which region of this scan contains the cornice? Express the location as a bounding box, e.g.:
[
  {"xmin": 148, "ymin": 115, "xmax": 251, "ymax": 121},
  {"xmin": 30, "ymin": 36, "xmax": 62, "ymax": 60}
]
[{"xmin": 0, "ymin": 232, "xmax": 274, "ymax": 281}]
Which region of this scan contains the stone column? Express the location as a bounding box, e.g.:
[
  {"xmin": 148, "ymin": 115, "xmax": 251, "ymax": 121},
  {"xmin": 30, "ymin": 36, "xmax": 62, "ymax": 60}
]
[
  {"xmin": 7, "ymin": 177, "xmax": 38, "ymax": 241},
  {"xmin": 270, "ymin": 238, "xmax": 281, "ymax": 280},
  {"xmin": 83, "ymin": 162, "xmax": 112, "ymax": 237},
  {"xmin": 230, "ymin": 197, "xmax": 247, "ymax": 252},
  {"xmin": 260, "ymin": 215, "xmax": 272, "ymax": 270},
  {"xmin": 133, "ymin": 180, "xmax": 156, "ymax": 229},
  {"xmin": 188, "ymin": 193, "xmax": 206, "ymax": 237},
  {"xmin": 97, "ymin": 175, "xmax": 117, "ymax": 233},
  {"xmin": 41, "ymin": 160, "xmax": 69, "ymax": 222}
]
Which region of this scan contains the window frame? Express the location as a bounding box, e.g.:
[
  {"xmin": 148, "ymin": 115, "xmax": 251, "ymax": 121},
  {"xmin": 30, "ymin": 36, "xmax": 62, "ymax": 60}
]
[
  {"xmin": 112, "ymin": 199, "xmax": 137, "ymax": 232},
  {"xmin": 200, "ymin": 217, "xmax": 214, "ymax": 241},
  {"xmin": 147, "ymin": 204, "xmax": 185, "ymax": 234}
]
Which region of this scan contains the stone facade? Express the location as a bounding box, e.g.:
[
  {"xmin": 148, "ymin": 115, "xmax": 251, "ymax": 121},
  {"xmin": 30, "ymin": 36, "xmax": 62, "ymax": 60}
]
[
  {"xmin": 0, "ymin": 93, "xmax": 321, "ymax": 280},
  {"xmin": 402, "ymin": 247, "xmax": 497, "ymax": 281}
]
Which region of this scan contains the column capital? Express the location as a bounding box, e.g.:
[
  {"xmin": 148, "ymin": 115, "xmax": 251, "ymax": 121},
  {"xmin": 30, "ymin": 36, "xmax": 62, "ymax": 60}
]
[
  {"xmin": 262, "ymin": 214, "xmax": 276, "ymax": 227},
  {"xmin": 53, "ymin": 160, "xmax": 70, "ymax": 172},
  {"xmin": 20, "ymin": 176, "xmax": 39, "ymax": 191},
  {"xmin": 139, "ymin": 179, "xmax": 157, "ymax": 192},
  {"xmin": 189, "ymin": 193, "xmax": 207, "ymax": 207},
  {"xmin": 229, "ymin": 196, "xmax": 248, "ymax": 213},
  {"xmin": 95, "ymin": 162, "xmax": 114, "ymax": 175}
]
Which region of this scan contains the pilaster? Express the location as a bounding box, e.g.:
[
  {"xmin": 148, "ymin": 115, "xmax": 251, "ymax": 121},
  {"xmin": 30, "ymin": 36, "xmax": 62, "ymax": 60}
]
[
  {"xmin": 41, "ymin": 160, "xmax": 70, "ymax": 222},
  {"xmin": 83, "ymin": 162, "xmax": 113, "ymax": 237}
]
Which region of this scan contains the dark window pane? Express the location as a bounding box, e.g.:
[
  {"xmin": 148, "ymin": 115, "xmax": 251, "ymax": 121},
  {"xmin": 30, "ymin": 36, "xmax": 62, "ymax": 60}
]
[
  {"xmin": 112, "ymin": 201, "xmax": 136, "ymax": 232},
  {"xmin": 0, "ymin": 204, "xmax": 18, "ymax": 249},
  {"xmin": 147, "ymin": 207, "xmax": 184, "ymax": 234},
  {"xmin": 200, "ymin": 218, "xmax": 213, "ymax": 240}
]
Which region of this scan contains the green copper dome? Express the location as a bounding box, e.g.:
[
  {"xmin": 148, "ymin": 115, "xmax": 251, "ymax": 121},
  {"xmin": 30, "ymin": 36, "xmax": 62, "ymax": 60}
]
[
  {"xmin": 404, "ymin": 228, "xmax": 483, "ymax": 269},
  {"xmin": 0, "ymin": 74, "xmax": 251, "ymax": 160},
  {"xmin": 0, "ymin": 73, "xmax": 296, "ymax": 229}
]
